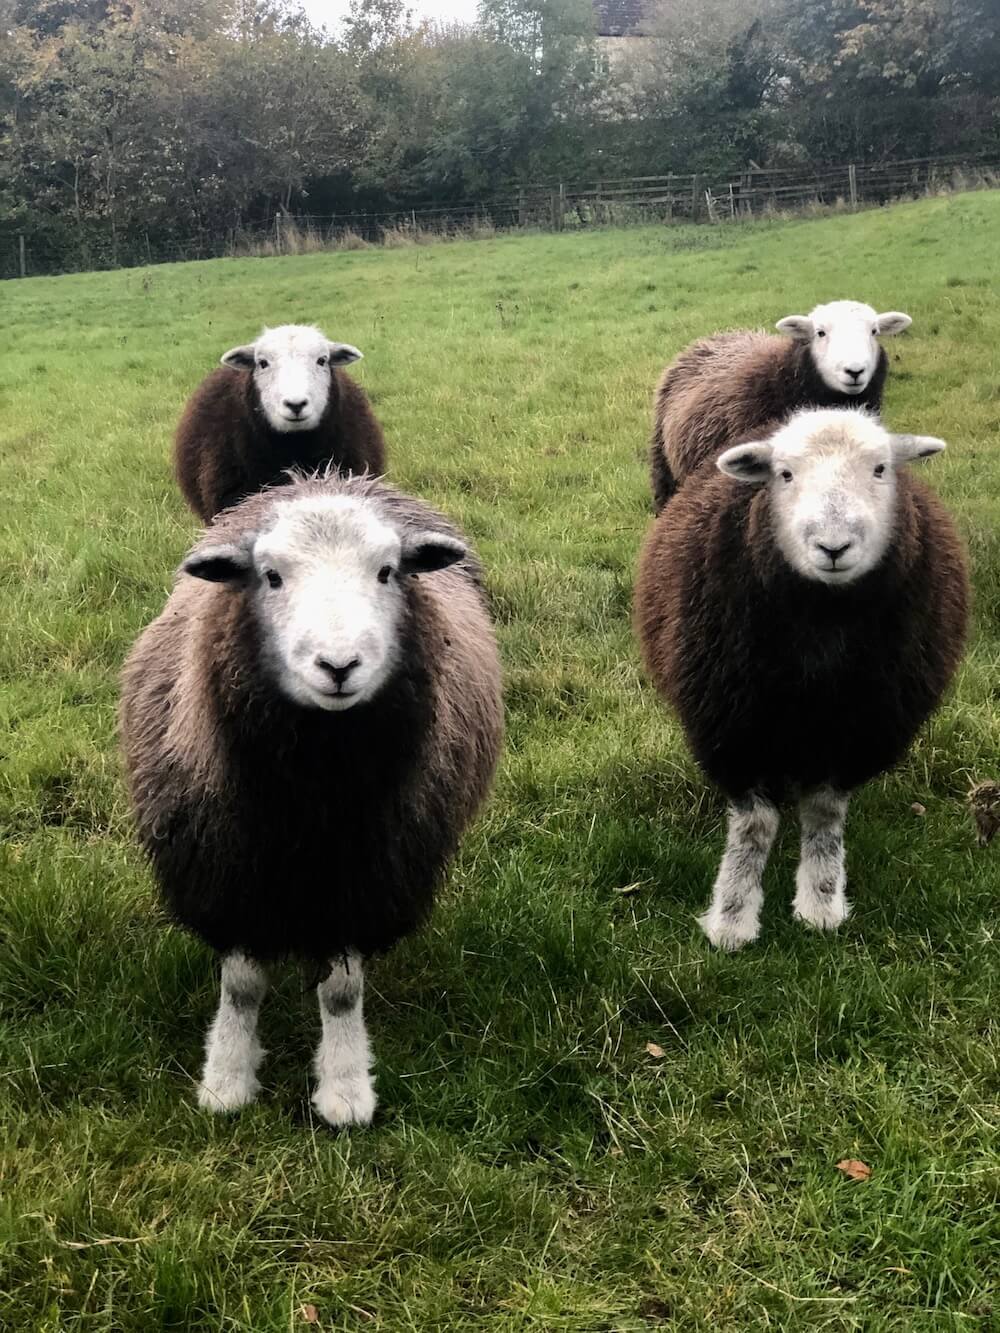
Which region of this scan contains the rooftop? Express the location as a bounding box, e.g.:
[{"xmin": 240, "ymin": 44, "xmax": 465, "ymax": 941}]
[{"xmin": 593, "ymin": 0, "xmax": 648, "ymax": 37}]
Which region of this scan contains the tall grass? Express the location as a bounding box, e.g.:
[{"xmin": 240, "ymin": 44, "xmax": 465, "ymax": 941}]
[
  {"xmin": 234, "ymin": 213, "xmax": 501, "ymax": 259},
  {"xmin": 227, "ymin": 169, "xmax": 1000, "ymax": 263}
]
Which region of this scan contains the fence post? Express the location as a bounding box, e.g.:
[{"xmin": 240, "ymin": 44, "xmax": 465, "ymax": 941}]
[
  {"xmin": 518, "ymin": 188, "xmax": 525, "ymax": 227},
  {"xmin": 740, "ymin": 171, "xmax": 752, "ymax": 216},
  {"xmin": 691, "ymin": 174, "xmax": 703, "ymax": 221},
  {"xmin": 550, "ymin": 187, "xmax": 566, "ymax": 232},
  {"xmin": 666, "ymin": 173, "xmax": 673, "ymax": 222},
  {"xmin": 18, "ymin": 233, "xmax": 26, "ymax": 278},
  {"xmin": 848, "ymin": 163, "xmax": 858, "ymax": 210},
  {"xmin": 275, "ymin": 213, "xmax": 282, "ymax": 252}
]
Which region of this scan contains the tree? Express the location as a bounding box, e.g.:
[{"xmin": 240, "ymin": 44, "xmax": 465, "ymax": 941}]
[{"xmin": 1, "ymin": 0, "xmax": 998, "ymax": 274}]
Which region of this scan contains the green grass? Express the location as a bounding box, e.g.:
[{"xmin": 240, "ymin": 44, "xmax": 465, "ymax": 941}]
[{"xmin": 1, "ymin": 193, "xmax": 999, "ymax": 1331}]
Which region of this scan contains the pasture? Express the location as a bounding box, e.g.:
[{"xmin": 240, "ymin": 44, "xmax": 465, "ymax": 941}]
[{"xmin": 1, "ymin": 192, "xmax": 999, "ymax": 1330}]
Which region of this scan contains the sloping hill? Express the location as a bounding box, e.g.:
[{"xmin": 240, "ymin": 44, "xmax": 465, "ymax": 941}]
[{"xmin": 1, "ymin": 192, "xmax": 998, "ymax": 1330}]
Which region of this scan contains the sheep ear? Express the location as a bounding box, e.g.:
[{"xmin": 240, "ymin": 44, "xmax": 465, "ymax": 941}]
[
  {"xmin": 399, "ymin": 531, "xmax": 466, "ymax": 575},
  {"xmin": 182, "ymin": 542, "xmax": 254, "ymax": 583},
  {"xmin": 876, "ymin": 311, "xmax": 911, "ymax": 336},
  {"xmin": 221, "ymin": 344, "xmax": 256, "ymax": 369},
  {"xmin": 890, "ymin": 434, "xmax": 945, "ymax": 464},
  {"xmin": 327, "ymin": 342, "xmax": 362, "ymax": 366},
  {"xmin": 718, "ymin": 442, "xmax": 773, "ymax": 484},
  {"xmin": 776, "ymin": 316, "xmax": 813, "ymax": 341}
]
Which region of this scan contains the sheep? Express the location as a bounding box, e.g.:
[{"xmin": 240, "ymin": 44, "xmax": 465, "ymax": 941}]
[
  {"xmin": 635, "ymin": 406, "xmax": 969, "ymax": 952},
  {"xmin": 649, "ymin": 301, "xmax": 912, "ymax": 512},
  {"xmin": 120, "ymin": 472, "xmax": 503, "ymax": 1126},
  {"xmin": 174, "ymin": 324, "xmax": 387, "ymax": 522}
]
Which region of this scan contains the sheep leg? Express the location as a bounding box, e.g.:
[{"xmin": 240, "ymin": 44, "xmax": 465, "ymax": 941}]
[
  {"xmin": 312, "ymin": 952, "xmax": 376, "ymax": 1129},
  {"xmin": 197, "ymin": 952, "xmax": 268, "ymax": 1112},
  {"xmin": 699, "ymin": 795, "xmax": 780, "ymax": 951},
  {"xmin": 793, "ymin": 787, "xmax": 851, "ymax": 932}
]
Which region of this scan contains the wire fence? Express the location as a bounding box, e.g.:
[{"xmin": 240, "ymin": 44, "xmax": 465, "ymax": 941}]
[
  {"xmin": 4, "ymin": 151, "xmax": 999, "ymax": 279},
  {"xmin": 516, "ymin": 153, "xmax": 1000, "ymax": 228}
]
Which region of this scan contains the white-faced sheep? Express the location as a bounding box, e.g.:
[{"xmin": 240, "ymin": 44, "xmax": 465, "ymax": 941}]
[
  {"xmin": 650, "ymin": 301, "xmax": 912, "ymax": 512},
  {"xmin": 174, "ymin": 324, "xmax": 387, "ymax": 522},
  {"xmin": 635, "ymin": 407, "xmax": 968, "ymax": 951},
  {"xmin": 120, "ymin": 473, "xmax": 503, "ymax": 1125}
]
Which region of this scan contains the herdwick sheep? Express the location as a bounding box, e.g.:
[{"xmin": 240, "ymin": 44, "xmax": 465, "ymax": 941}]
[
  {"xmin": 635, "ymin": 407, "xmax": 968, "ymax": 951},
  {"xmin": 120, "ymin": 473, "xmax": 503, "ymax": 1125},
  {"xmin": 174, "ymin": 324, "xmax": 386, "ymax": 522},
  {"xmin": 649, "ymin": 301, "xmax": 912, "ymax": 512}
]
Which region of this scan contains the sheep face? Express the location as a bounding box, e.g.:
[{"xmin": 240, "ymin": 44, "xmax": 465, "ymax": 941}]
[
  {"xmin": 221, "ymin": 325, "xmax": 363, "ymax": 433},
  {"xmin": 718, "ymin": 409, "xmax": 945, "ymax": 586},
  {"xmin": 776, "ymin": 301, "xmax": 911, "ymax": 396},
  {"xmin": 182, "ymin": 495, "xmax": 465, "ymax": 711}
]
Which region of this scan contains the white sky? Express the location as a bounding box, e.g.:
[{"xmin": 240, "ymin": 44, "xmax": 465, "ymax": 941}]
[{"xmin": 300, "ymin": 0, "xmax": 479, "ymax": 32}]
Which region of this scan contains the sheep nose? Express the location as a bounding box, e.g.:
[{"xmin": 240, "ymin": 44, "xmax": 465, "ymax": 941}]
[
  {"xmin": 818, "ymin": 542, "xmax": 852, "ymax": 564},
  {"xmin": 844, "ymin": 366, "xmax": 865, "ymax": 381},
  {"xmin": 283, "ymin": 398, "xmax": 308, "ymax": 414},
  {"xmin": 316, "ymin": 656, "xmax": 361, "ymax": 687}
]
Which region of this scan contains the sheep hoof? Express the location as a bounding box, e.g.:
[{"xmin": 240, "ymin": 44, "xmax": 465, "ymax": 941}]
[
  {"xmin": 792, "ymin": 884, "xmax": 851, "ymax": 932},
  {"xmin": 196, "ymin": 1068, "xmax": 261, "ymax": 1113},
  {"xmin": 312, "ymin": 1077, "xmax": 377, "ymax": 1129},
  {"xmin": 698, "ymin": 906, "xmax": 760, "ymax": 952}
]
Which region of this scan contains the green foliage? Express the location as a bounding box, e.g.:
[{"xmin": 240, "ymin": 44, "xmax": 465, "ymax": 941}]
[
  {"xmin": 0, "ymin": 193, "xmax": 999, "ymax": 1328},
  {"xmin": 780, "ymin": 0, "xmax": 1000, "ymax": 97},
  {"xmin": 0, "ymin": 0, "xmax": 998, "ymax": 265},
  {"xmin": 1, "ymin": 0, "xmax": 365, "ymax": 268}
]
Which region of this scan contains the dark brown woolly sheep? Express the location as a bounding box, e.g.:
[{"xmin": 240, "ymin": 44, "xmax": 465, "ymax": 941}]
[
  {"xmin": 650, "ymin": 301, "xmax": 911, "ymax": 512},
  {"xmin": 635, "ymin": 407, "xmax": 968, "ymax": 951},
  {"xmin": 174, "ymin": 323, "xmax": 386, "ymax": 522},
  {"xmin": 120, "ymin": 473, "xmax": 502, "ymax": 1126}
]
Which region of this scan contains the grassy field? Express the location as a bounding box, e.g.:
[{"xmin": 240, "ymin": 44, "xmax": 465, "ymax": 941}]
[{"xmin": 1, "ymin": 193, "xmax": 999, "ymax": 1331}]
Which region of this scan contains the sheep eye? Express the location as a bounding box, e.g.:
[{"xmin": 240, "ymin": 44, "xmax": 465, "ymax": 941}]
[
  {"xmin": 815, "ymin": 330, "xmax": 826, "ymax": 339},
  {"xmin": 874, "ymin": 463, "xmax": 886, "ymax": 477},
  {"xmin": 780, "ymin": 469, "xmax": 793, "ymax": 483},
  {"xmin": 377, "ymin": 565, "xmax": 393, "ymax": 585},
  {"xmin": 317, "ymin": 356, "xmax": 327, "ymax": 367},
  {"xmin": 257, "ymin": 359, "xmax": 269, "ymax": 370},
  {"xmin": 265, "ymin": 569, "xmax": 282, "ymax": 589}
]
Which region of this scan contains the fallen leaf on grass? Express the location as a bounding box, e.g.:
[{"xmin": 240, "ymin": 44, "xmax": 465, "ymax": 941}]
[
  {"xmin": 645, "ymin": 1042, "xmax": 666, "ymax": 1059},
  {"xmin": 614, "ymin": 879, "xmax": 651, "ymax": 896},
  {"xmin": 300, "ymin": 1305, "xmax": 320, "ymax": 1324},
  {"xmin": 836, "ymin": 1158, "xmax": 872, "ymax": 1181},
  {"xmin": 968, "ymin": 781, "xmax": 1000, "ymax": 847},
  {"xmin": 911, "ymin": 802, "xmax": 927, "ymax": 816}
]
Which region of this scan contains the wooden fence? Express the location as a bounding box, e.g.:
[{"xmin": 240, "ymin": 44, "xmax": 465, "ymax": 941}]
[
  {"xmin": 4, "ymin": 152, "xmax": 998, "ymax": 278},
  {"xmin": 514, "ymin": 153, "xmax": 999, "ymax": 230}
]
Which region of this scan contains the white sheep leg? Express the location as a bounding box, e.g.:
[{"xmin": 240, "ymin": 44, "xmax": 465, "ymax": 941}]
[
  {"xmin": 793, "ymin": 786, "xmax": 851, "ymax": 932},
  {"xmin": 312, "ymin": 952, "xmax": 376, "ymax": 1129},
  {"xmin": 699, "ymin": 795, "xmax": 780, "ymax": 951},
  {"xmin": 198, "ymin": 952, "xmax": 268, "ymax": 1112}
]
